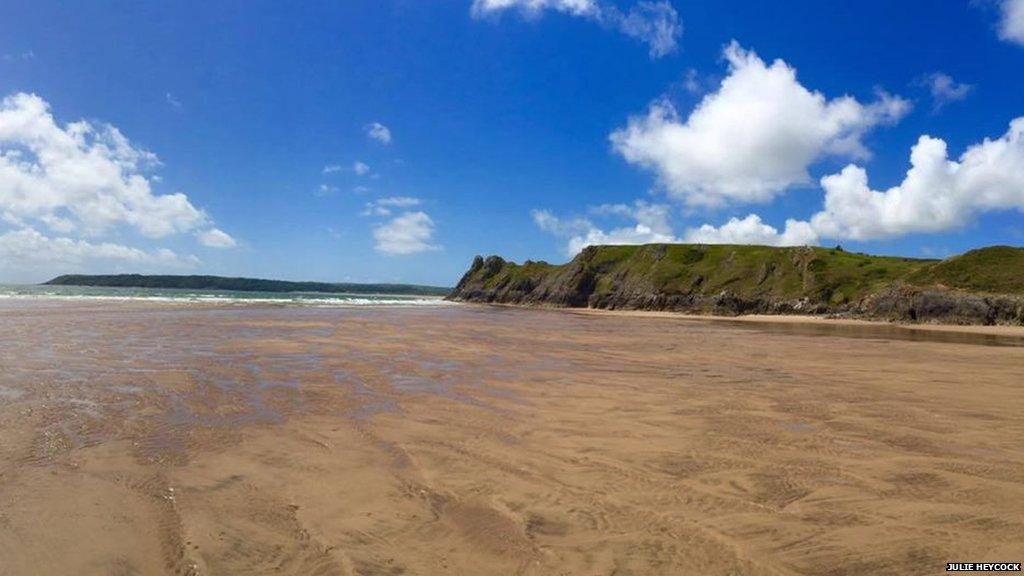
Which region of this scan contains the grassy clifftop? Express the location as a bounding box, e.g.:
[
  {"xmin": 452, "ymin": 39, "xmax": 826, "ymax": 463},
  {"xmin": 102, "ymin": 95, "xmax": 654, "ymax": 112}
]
[
  {"xmin": 448, "ymin": 244, "xmax": 1024, "ymax": 324},
  {"xmin": 907, "ymin": 246, "xmax": 1024, "ymax": 294}
]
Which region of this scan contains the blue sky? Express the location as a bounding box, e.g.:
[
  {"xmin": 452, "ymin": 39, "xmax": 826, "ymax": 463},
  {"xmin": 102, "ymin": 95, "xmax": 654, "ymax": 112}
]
[{"xmin": 1, "ymin": 0, "xmax": 1024, "ymax": 285}]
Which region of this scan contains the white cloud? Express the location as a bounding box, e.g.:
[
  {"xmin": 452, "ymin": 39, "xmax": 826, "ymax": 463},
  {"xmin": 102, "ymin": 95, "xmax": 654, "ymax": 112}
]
[
  {"xmin": 364, "ymin": 205, "xmax": 390, "ymax": 217},
  {"xmin": 610, "ymin": 42, "xmax": 910, "ymax": 207},
  {"xmin": 196, "ymin": 228, "xmax": 237, "ymax": 248},
  {"xmin": 607, "ymin": 1, "xmax": 681, "ymax": 58},
  {"xmin": 999, "ymin": 0, "xmax": 1024, "ymax": 45},
  {"xmin": 472, "ymin": 0, "xmax": 598, "ymax": 18},
  {"xmin": 532, "ymin": 201, "xmax": 681, "ymax": 254},
  {"xmin": 372, "ymin": 211, "xmax": 439, "ymax": 255},
  {"xmin": 684, "ymin": 214, "xmax": 818, "ymax": 246},
  {"xmin": 1, "ymin": 51, "xmax": 34, "ymax": 62},
  {"xmin": 377, "ymin": 196, "xmax": 421, "ymax": 208},
  {"xmin": 353, "ymin": 161, "xmax": 371, "ymax": 176},
  {"xmin": 165, "ymin": 92, "xmax": 182, "ymax": 109},
  {"xmin": 316, "ymin": 183, "xmax": 339, "ymax": 196},
  {"xmin": 362, "ymin": 196, "xmax": 421, "ymax": 217},
  {"xmin": 690, "ymin": 117, "xmax": 1024, "ymax": 244},
  {"xmin": 808, "ymin": 119, "xmax": 1024, "ymax": 240},
  {"xmin": 471, "ymin": 0, "xmax": 681, "ymax": 59},
  {"xmin": 682, "ymin": 68, "xmax": 702, "ymax": 94},
  {"xmin": 322, "ymin": 164, "xmax": 343, "ymax": 174},
  {"xmin": 0, "ymin": 93, "xmax": 229, "ymax": 242},
  {"xmin": 921, "ymin": 72, "xmax": 972, "ymax": 111},
  {"xmin": 0, "ymin": 227, "xmax": 196, "ymax": 267},
  {"xmin": 364, "ymin": 122, "xmax": 392, "ymax": 145},
  {"xmin": 533, "ymin": 207, "xmax": 577, "ymax": 232}
]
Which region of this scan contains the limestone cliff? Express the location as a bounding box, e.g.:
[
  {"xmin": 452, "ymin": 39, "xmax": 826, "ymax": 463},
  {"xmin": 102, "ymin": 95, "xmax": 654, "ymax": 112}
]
[{"xmin": 447, "ymin": 244, "xmax": 1024, "ymax": 325}]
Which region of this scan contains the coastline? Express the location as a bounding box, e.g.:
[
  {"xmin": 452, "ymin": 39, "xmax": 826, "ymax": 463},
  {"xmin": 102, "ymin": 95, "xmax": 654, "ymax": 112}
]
[
  {"xmin": 0, "ymin": 284, "xmax": 450, "ymax": 308},
  {"xmin": 571, "ymin": 308, "xmax": 1024, "ymax": 336},
  {"xmin": 456, "ymin": 300, "xmax": 1024, "ymax": 337},
  {"xmin": 6, "ymin": 288, "xmax": 1023, "ymax": 337},
  {"xmin": 448, "ymin": 245, "xmax": 1024, "ymax": 327}
]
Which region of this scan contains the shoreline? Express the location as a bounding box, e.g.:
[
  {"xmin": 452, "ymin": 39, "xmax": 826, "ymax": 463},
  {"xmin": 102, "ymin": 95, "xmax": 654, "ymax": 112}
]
[
  {"xmin": 0, "ymin": 289, "xmax": 450, "ymax": 308},
  {"xmin": 456, "ymin": 300, "xmax": 1024, "ymax": 337},
  {"xmin": 5, "ymin": 291, "xmax": 1024, "ymax": 337},
  {"xmin": 574, "ymin": 308, "xmax": 1024, "ymax": 336}
]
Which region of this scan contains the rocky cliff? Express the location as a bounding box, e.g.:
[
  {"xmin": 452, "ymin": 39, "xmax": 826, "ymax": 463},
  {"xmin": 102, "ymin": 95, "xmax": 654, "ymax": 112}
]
[{"xmin": 447, "ymin": 244, "xmax": 1024, "ymax": 325}]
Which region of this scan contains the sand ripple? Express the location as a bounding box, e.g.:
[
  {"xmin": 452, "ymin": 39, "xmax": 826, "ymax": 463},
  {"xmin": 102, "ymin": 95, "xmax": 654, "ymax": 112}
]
[{"xmin": 0, "ymin": 301, "xmax": 1022, "ymax": 575}]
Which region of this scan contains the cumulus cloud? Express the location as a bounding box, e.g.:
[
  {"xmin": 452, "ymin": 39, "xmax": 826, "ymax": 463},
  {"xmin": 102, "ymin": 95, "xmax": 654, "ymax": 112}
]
[
  {"xmin": 920, "ymin": 72, "xmax": 972, "ymax": 112},
  {"xmin": 532, "ymin": 201, "xmax": 681, "ymax": 254},
  {"xmin": 0, "ymin": 227, "xmax": 196, "ymax": 267},
  {"xmin": 808, "ymin": 119, "xmax": 1024, "ymax": 240},
  {"xmin": 683, "ymin": 214, "xmax": 818, "ymax": 246},
  {"xmin": 372, "ymin": 211, "xmax": 439, "ymax": 255},
  {"xmin": 539, "ymin": 116, "xmax": 1024, "ymax": 250},
  {"xmin": 610, "ymin": 42, "xmax": 910, "ymax": 207},
  {"xmin": 322, "ymin": 164, "xmax": 343, "ymax": 174},
  {"xmin": 364, "ymin": 122, "xmax": 392, "ymax": 145},
  {"xmin": 0, "ymin": 92, "xmax": 233, "ymax": 257},
  {"xmin": 534, "ymin": 201, "xmax": 824, "ymax": 252},
  {"xmin": 471, "ymin": 0, "xmax": 681, "ymax": 58},
  {"xmin": 999, "ymin": 0, "xmax": 1024, "ymax": 45},
  {"xmin": 353, "ymin": 161, "xmax": 371, "ymax": 176},
  {"xmin": 196, "ymin": 228, "xmax": 237, "ymax": 248},
  {"xmin": 690, "ymin": 117, "xmax": 1024, "ymax": 245}
]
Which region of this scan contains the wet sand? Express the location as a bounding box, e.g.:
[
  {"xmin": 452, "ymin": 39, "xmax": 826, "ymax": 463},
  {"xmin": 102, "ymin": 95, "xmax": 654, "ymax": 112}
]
[{"xmin": 0, "ymin": 301, "xmax": 1022, "ymax": 575}]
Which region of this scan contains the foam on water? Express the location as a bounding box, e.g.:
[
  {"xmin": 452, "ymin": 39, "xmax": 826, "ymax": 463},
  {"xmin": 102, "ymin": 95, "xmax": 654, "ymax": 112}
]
[{"xmin": 0, "ymin": 284, "xmax": 451, "ymax": 307}]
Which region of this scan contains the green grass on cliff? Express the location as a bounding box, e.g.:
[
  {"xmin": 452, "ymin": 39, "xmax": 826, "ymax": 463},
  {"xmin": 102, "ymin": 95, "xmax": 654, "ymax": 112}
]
[
  {"xmin": 481, "ymin": 260, "xmax": 556, "ymax": 290},
  {"xmin": 907, "ymin": 246, "xmax": 1024, "ymax": 294},
  {"xmin": 584, "ymin": 244, "xmax": 933, "ymax": 305},
  {"xmin": 459, "ymin": 244, "xmax": 1024, "ymax": 303}
]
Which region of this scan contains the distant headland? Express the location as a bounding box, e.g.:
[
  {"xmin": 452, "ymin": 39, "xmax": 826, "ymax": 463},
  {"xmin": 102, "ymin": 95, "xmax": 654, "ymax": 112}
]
[{"xmin": 44, "ymin": 274, "xmax": 451, "ymax": 297}]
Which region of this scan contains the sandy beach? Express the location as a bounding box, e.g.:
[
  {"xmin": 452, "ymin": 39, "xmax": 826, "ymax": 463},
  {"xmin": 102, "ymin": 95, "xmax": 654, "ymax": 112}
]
[
  {"xmin": 1, "ymin": 300, "xmax": 1022, "ymax": 575},
  {"xmin": 574, "ymin": 308, "xmax": 1024, "ymax": 334}
]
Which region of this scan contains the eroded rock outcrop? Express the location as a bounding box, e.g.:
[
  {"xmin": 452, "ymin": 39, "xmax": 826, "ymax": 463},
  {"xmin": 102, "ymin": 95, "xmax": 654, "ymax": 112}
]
[{"xmin": 447, "ymin": 244, "xmax": 1024, "ymax": 326}]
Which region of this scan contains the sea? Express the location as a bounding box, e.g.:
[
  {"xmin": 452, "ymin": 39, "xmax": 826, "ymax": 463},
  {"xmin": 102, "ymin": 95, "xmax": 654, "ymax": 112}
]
[{"xmin": 0, "ymin": 284, "xmax": 450, "ymax": 307}]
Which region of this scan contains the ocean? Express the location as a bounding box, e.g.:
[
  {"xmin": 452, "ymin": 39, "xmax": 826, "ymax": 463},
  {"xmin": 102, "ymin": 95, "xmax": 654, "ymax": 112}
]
[{"xmin": 0, "ymin": 284, "xmax": 450, "ymax": 307}]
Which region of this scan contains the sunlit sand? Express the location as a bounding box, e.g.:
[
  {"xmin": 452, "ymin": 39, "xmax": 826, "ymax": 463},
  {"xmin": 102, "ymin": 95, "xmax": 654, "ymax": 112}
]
[{"xmin": 1, "ymin": 300, "xmax": 1022, "ymax": 575}]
